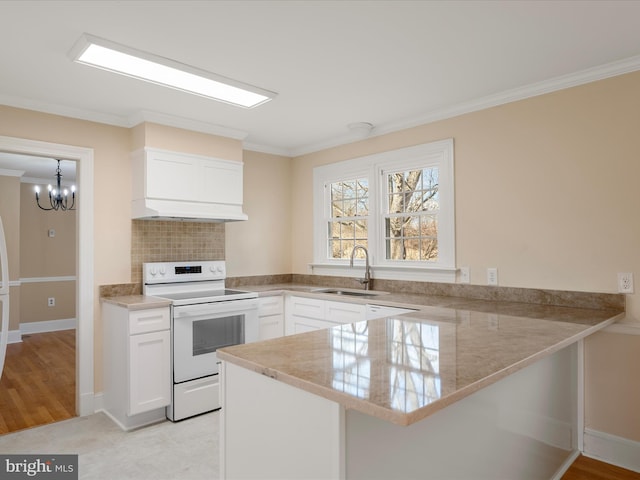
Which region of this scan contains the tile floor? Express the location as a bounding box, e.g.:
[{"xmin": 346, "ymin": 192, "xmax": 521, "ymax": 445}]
[{"xmin": 0, "ymin": 411, "xmax": 219, "ymax": 479}]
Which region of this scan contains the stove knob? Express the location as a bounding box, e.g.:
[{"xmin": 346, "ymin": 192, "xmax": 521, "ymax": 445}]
[
  {"xmin": 159, "ymin": 267, "xmax": 166, "ymax": 276},
  {"xmin": 209, "ymin": 265, "xmax": 216, "ymax": 273},
  {"xmin": 217, "ymin": 266, "xmax": 224, "ymax": 274},
  {"xmin": 150, "ymin": 266, "xmax": 157, "ymax": 276}
]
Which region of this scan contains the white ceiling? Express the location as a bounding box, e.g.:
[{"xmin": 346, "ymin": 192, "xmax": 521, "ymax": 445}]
[{"xmin": 2, "ymin": 0, "xmax": 640, "ymax": 174}]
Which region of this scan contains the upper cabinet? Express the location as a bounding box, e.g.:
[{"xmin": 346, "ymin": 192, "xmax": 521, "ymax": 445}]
[{"xmin": 131, "ymin": 147, "xmax": 248, "ymax": 222}]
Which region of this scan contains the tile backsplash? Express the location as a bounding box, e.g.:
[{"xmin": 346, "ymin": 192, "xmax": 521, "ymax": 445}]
[{"xmin": 131, "ymin": 220, "xmax": 225, "ymax": 284}]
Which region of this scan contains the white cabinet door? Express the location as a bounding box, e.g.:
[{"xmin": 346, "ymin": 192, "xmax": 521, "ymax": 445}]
[
  {"xmin": 200, "ymin": 158, "xmax": 244, "ymax": 205},
  {"xmin": 290, "ymin": 296, "xmax": 325, "ymax": 319},
  {"xmin": 145, "ymin": 150, "xmax": 198, "ymax": 201},
  {"xmin": 129, "ymin": 329, "xmax": 171, "ymax": 416},
  {"xmin": 258, "ymin": 296, "xmax": 284, "ymax": 340},
  {"xmin": 326, "ymin": 300, "xmax": 365, "ymax": 324},
  {"xmin": 259, "ymin": 316, "xmax": 284, "ymax": 340}
]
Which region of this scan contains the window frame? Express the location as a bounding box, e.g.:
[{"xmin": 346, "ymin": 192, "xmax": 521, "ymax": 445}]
[{"xmin": 312, "ymin": 139, "xmax": 455, "ymax": 282}]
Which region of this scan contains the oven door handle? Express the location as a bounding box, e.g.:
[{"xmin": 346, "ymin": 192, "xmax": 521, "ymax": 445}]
[{"xmin": 172, "ymin": 298, "xmax": 258, "ymax": 319}]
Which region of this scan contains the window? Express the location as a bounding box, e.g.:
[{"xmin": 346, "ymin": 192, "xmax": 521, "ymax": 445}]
[
  {"xmin": 384, "ymin": 166, "xmax": 439, "ymax": 262},
  {"xmin": 313, "ymin": 139, "xmax": 455, "ymax": 282},
  {"xmin": 328, "ymin": 178, "xmax": 369, "ymax": 259}
]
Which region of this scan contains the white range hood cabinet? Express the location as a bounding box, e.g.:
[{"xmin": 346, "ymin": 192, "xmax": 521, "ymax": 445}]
[{"xmin": 131, "ymin": 148, "xmax": 248, "ymax": 222}]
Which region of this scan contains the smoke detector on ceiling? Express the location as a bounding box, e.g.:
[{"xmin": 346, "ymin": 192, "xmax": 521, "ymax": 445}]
[{"xmin": 347, "ymin": 122, "xmax": 374, "ymax": 138}]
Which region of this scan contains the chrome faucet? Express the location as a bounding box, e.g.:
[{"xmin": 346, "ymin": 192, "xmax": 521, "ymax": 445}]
[{"xmin": 349, "ymin": 245, "xmax": 371, "ymax": 290}]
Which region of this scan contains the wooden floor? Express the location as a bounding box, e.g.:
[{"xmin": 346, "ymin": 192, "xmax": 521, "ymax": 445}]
[
  {"xmin": 0, "ymin": 329, "xmax": 75, "ymax": 434},
  {"xmin": 562, "ymin": 455, "xmax": 640, "ymax": 479}
]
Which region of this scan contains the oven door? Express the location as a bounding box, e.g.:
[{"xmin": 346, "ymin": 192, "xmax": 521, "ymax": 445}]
[{"xmin": 172, "ymin": 298, "xmax": 258, "ymax": 383}]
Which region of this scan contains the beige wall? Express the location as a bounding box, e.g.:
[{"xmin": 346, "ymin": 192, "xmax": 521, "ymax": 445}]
[
  {"xmin": 292, "ymin": 71, "xmax": 640, "ymax": 442},
  {"xmin": 19, "ymin": 182, "xmax": 76, "ymax": 324},
  {"xmin": 132, "ymin": 122, "xmax": 243, "ymax": 161},
  {"xmin": 226, "ymin": 150, "xmax": 293, "ymax": 276},
  {"xmin": 20, "ymin": 183, "xmax": 76, "ymax": 277}
]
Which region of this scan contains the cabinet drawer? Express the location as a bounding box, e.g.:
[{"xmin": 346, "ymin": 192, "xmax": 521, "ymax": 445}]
[
  {"xmin": 173, "ymin": 376, "xmax": 220, "ymax": 420},
  {"xmin": 290, "ymin": 315, "xmax": 341, "ymax": 334},
  {"xmin": 129, "ymin": 307, "xmax": 170, "ymax": 335},
  {"xmin": 325, "ymin": 300, "xmax": 365, "ymax": 324},
  {"xmin": 290, "ymin": 296, "xmax": 325, "ymax": 320},
  {"xmin": 258, "ymin": 296, "xmax": 284, "ymax": 316}
]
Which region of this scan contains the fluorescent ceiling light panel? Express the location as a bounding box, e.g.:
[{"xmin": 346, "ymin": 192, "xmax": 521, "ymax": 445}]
[{"xmin": 69, "ymin": 34, "xmax": 275, "ymax": 108}]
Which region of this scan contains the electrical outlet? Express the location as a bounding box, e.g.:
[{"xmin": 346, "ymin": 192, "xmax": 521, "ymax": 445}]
[
  {"xmin": 48, "ymin": 297, "xmax": 55, "ymax": 307},
  {"xmin": 617, "ymin": 273, "xmax": 634, "ymax": 293},
  {"xmin": 487, "ymin": 267, "xmax": 498, "ymax": 286},
  {"xmin": 459, "ymin": 266, "xmax": 470, "ymax": 284}
]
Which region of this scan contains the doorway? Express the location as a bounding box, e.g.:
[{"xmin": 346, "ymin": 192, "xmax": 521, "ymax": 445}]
[
  {"xmin": 0, "ymin": 154, "xmax": 77, "ymax": 432},
  {"xmin": 0, "ymin": 135, "xmax": 94, "ymax": 423}
]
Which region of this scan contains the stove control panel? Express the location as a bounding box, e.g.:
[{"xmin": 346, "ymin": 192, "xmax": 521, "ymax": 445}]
[{"xmin": 143, "ymin": 261, "xmax": 226, "ymax": 284}]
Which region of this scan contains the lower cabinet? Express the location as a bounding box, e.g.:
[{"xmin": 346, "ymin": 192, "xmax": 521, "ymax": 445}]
[
  {"xmin": 128, "ymin": 329, "xmax": 171, "ymax": 415},
  {"xmin": 102, "ymin": 302, "xmax": 171, "ymax": 430},
  {"xmin": 258, "ymin": 296, "xmax": 284, "ymax": 340},
  {"xmin": 285, "ymin": 296, "xmax": 365, "ymax": 335}
]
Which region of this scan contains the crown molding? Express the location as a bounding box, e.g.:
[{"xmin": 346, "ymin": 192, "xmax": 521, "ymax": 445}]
[
  {"xmin": 127, "ymin": 110, "xmax": 248, "ymax": 140},
  {"xmin": 241, "ymin": 141, "xmax": 292, "ymax": 157},
  {"xmin": 287, "ymin": 53, "xmax": 640, "ymax": 157},
  {"xmin": 2, "ymin": 53, "xmax": 640, "ymax": 158},
  {"xmin": 0, "ymin": 168, "xmax": 25, "ymax": 177},
  {"xmin": 0, "ymin": 93, "xmax": 129, "ymax": 127}
]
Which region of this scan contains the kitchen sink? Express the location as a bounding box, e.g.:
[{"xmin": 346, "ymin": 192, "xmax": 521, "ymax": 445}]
[{"xmin": 311, "ymin": 288, "xmax": 388, "ymax": 297}]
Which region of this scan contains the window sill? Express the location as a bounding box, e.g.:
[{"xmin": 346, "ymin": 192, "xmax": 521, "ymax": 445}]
[{"xmin": 309, "ymin": 263, "xmax": 457, "ymax": 283}]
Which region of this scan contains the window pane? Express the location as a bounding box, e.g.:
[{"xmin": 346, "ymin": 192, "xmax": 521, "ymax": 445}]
[
  {"xmin": 331, "ymin": 183, "xmax": 343, "ymax": 201},
  {"xmin": 343, "ymin": 199, "xmax": 356, "ymax": 216},
  {"xmin": 356, "ymin": 178, "xmax": 368, "ymax": 198},
  {"xmin": 404, "ymin": 239, "xmax": 420, "ymax": 260},
  {"xmin": 342, "ymin": 180, "xmax": 357, "ymax": 199},
  {"xmin": 356, "ymin": 197, "xmax": 368, "ymax": 216},
  {"xmin": 331, "ymin": 200, "xmax": 343, "ymax": 217},
  {"xmin": 421, "ymin": 238, "xmax": 438, "ymax": 261},
  {"xmin": 387, "ymin": 239, "xmax": 404, "ymax": 260},
  {"xmin": 340, "ymin": 221, "xmax": 355, "ymax": 240}
]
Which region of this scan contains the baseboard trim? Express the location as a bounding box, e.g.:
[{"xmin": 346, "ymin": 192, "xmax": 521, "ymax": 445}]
[
  {"xmin": 7, "ymin": 329, "xmax": 22, "ymax": 344},
  {"xmin": 551, "ymin": 450, "xmax": 581, "ymax": 480},
  {"xmin": 21, "ymin": 318, "xmax": 76, "ymax": 335},
  {"xmin": 583, "ymin": 428, "xmax": 640, "ymax": 473},
  {"xmin": 78, "ymin": 391, "xmax": 95, "ymax": 417}
]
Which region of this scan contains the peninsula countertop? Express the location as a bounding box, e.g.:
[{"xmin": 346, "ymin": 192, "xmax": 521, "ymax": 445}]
[{"xmin": 218, "ymin": 288, "xmax": 624, "ymax": 426}]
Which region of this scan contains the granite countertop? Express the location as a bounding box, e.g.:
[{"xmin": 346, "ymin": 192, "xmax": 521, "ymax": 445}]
[
  {"xmin": 101, "ymin": 295, "xmax": 171, "ymax": 310},
  {"xmin": 218, "ymin": 285, "xmax": 624, "ymax": 426}
]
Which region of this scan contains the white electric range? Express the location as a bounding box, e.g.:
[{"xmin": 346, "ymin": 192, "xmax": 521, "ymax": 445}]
[{"xmin": 143, "ymin": 260, "xmax": 258, "ymax": 421}]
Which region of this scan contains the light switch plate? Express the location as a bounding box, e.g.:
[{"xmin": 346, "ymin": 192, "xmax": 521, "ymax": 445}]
[{"xmin": 487, "ymin": 267, "xmax": 498, "ymax": 286}]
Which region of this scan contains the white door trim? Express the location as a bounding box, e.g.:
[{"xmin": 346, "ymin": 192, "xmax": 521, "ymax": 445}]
[{"xmin": 0, "ymin": 135, "xmax": 94, "ymax": 416}]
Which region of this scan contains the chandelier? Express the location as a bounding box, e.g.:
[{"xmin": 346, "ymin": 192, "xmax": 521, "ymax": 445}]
[{"xmin": 34, "ymin": 160, "xmax": 76, "ymax": 211}]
